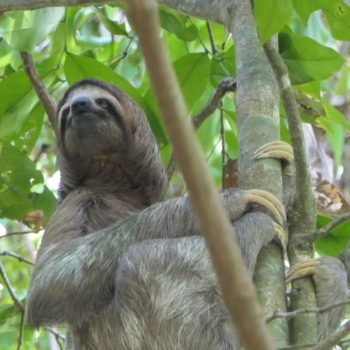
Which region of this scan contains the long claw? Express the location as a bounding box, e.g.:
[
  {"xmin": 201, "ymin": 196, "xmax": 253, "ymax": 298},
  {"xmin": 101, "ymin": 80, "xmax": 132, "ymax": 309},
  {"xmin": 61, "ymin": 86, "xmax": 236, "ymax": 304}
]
[
  {"xmin": 246, "ymin": 189, "xmax": 286, "ymax": 225},
  {"xmin": 254, "ymin": 141, "xmax": 294, "ymax": 164},
  {"xmin": 286, "ymin": 259, "xmax": 319, "ymax": 283},
  {"xmin": 274, "ymin": 223, "xmax": 288, "ymax": 251}
]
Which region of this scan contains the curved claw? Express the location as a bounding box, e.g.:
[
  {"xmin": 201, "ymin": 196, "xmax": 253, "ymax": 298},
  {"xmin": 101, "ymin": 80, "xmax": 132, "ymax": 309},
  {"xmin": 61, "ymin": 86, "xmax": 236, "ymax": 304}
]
[
  {"xmin": 286, "ymin": 259, "xmax": 318, "ymax": 283},
  {"xmin": 246, "ymin": 189, "xmax": 286, "ymax": 225},
  {"xmin": 274, "ymin": 223, "xmax": 288, "ymax": 251},
  {"xmin": 254, "ymin": 141, "xmax": 294, "ymax": 164}
]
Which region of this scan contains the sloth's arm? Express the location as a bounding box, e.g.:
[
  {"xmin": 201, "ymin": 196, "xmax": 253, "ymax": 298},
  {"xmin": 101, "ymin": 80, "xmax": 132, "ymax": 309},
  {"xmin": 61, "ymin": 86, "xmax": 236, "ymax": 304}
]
[{"xmin": 27, "ymin": 188, "xmax": 285, "ymax": 327}]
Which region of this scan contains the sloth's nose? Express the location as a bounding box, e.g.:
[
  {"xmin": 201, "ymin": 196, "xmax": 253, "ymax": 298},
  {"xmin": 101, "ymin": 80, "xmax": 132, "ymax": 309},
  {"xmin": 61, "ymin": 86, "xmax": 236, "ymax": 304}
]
[{"xmin": 72, "ymin": 97, "xmax": 92, "ymax": 114}]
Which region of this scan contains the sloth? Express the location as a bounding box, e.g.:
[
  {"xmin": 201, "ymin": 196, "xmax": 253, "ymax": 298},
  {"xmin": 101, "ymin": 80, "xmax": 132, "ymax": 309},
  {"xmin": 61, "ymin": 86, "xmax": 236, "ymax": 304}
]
[{"xmin": 26, "ymin": 79, "xmax": 348, "ymax": 349}]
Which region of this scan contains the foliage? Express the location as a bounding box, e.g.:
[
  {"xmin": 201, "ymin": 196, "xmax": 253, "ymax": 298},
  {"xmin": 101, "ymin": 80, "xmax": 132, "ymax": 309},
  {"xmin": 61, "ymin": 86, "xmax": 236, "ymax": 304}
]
[{"xmin": 0, "ymin": 0, "xmax": 349, "ymax": 348}]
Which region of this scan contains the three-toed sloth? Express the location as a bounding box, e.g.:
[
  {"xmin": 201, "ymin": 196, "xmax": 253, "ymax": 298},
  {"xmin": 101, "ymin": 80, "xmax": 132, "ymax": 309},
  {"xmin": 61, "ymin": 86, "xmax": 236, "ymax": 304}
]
[{"xmin": 27, "ymin": 79, "xmax": 349, "ymax": 350}]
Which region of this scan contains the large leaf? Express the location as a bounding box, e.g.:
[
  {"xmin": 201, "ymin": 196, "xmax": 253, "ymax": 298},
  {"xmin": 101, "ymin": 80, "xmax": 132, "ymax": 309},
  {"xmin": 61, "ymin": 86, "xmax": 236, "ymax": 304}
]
[
  {"xmin": 323, "ymin": 1, "xmax": 350, "ymax": 41},
  {"xmin": 293, "ymin": 0, "xmax": 350, "ymax": 40},
  {"xmin": 64, "ymin": 53, "xmax": 166, "ymax": 143},
  {"xmin": 279, "ymin": 33, "xmax": 344, "ymax": 85},
  {"xmin": 0, "ymin": 70, "xmax": 54, "ymax": 140},
  {"xmin": 254, "ymin": 0, "xmax": 293, "ymax": 43},
  {"xmin": 173, "ymin": 53, "xmax": 211, "ymax": 111},
  {"xmin": 0, "ymin": 8, "xmax": 64, "ymax": 51}
]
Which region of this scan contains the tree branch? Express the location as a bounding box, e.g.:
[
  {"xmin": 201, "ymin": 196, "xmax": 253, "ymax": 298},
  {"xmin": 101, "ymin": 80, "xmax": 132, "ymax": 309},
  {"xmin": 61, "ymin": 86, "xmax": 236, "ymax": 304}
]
[
  {"xmin": 192, "ymin": 77, "xmax": 236, "ymax": 129},
  {"xmin": 17, "ymin": 312, "xmax": 25, "ymax": 350},
  {"xmin": 167, "ymin": 77, "xmax": 237, "ymax": 179},
  {"xmin": 0, "ymin": 251, "xmax": 34, "ymax": 265},
  {"xmin": 0, "ymin": 229, "xmax": 41, "ymax": 239},
  {"xmin": 0, "ymin": 261, "xmax": 24, "ymax": 311},
  {"xmin": 263, "ymin": 39, "xmax": 317, "ymax": 346},
  {"xmin": 231, "ymin": 2, "xmax": 288, "ymax": 347},
  {"xmin": 21, "ymin": 52, "xmax": 58, "ymax": 135},
  {"xmin": 266, "ymin": 301, "xmax": 350, "ymax": 323},
  {"xmin": 278, "ymin": 344, "xmax": 316, "ymax": 350},
  {"xmin": 0, "ymin": 0, "xmax": 230, "ymax": 24},
  {"xmin": 316, "ymin": 213, "xmax": 350, "ymax": 239},
  {"xmin": 125, "ymin": 1, "xmax": 275, "ymax": 349}
]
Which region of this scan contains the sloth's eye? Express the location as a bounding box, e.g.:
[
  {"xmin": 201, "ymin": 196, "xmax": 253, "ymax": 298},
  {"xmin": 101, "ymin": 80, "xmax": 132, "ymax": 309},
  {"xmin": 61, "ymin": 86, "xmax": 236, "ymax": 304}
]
[
  {"xmin": 61, "ymin": 107, "xmax": 70, "ymax": 120},
  {"xmin": 60, "ymin": 107, "xmax": 70, "ymax": 131},
  {"xmin": 96, "ymin": 98, "xmax": 112, "ymax": 109}
]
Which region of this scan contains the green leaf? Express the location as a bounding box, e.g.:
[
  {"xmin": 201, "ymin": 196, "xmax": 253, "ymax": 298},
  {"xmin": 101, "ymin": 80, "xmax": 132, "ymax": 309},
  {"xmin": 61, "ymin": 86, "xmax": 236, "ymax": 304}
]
[
  {"xmin": 323, "ymin": 1, "xmax": 350, "ymax": 41},
  {"xmin": 210, "ymin": 45, "xmax": 236, "ymax": 87},
  {"xmin": 64, "ymin": 53, "xmax": 166, "ymax": 143},
  {"xmin": 254, "ymin": 0, "xmax": 293, "ymax": 43},
  {"xmin": 293, "ymin": 0, "xmax": 320, "ymax": 24},
  {"xmin": 0, "ymin": 70, "xmax": 54, "ymax": 140},
  {"xmin": 173, "ymin": 53, "xmax": 211, "ymax": 111},
  {"xmin": 316, "ymin": 215, "xmax": 350, "ymax": 256},
  {"xmin": 0, "ymin": 143, "xmax": 56, "ymax": 220},
  {"xmin": 293, "ymin": 0, "xmax": 350, "ymax": 40},
  {"xmin": 317, "ymin": 100, "xmax": 349, "ymax": 168},
  {"xmin": 0, "ymin": 304, "xmax": 21, "ymax": 331},
  {"xmin": 95, "ymin": 8, "xmax": 128, "ymax": 36},
  {"xmin": 279, "ymin": 33, "xmax": 344, "ymax": 85},
  {"xmin": 0, "ymin": 8, "xmax": 65, "ymax": 51},
  {"xmin": 321, "ymin": 100, "xmax": 350, "ymax": 133},
  {"xmin": 73, "ymin": 8, "xmax": 114, "ymax": 47},
  {"xmin": 159, "ymin": 8, "xmax": 198, "ymax": 41},
  {"xmin": 13, "ymin": 104, "xmax": 45, "ymax": 154}
]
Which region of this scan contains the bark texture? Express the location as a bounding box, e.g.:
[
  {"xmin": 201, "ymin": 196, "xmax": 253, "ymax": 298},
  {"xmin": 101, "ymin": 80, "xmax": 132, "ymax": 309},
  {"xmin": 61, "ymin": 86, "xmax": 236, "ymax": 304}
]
[{"xmin": 230, "ymin": 2, "xmax": 288, "ymax": 347}]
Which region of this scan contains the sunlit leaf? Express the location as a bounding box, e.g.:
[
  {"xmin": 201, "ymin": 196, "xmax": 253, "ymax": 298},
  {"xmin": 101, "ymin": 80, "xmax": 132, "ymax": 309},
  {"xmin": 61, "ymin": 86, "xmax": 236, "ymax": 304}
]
[
  {"xmin": 279, "ymin": 33, "xmax": 344, "ymax": 84},
  {"xmin": 293, "ymin": 0, "xmax": 320, "ymax": 24},
  {"xmin": 316, "ymin": 215, "xmax": 350, "ymax": 256},
  {"xmin": 254, "ymin": 0, "xmax": 293, "ymax": 43},
  {"xmin": 0, "ymin": 8, "xmax": 64, "ymax": 51},
  {"xmin": 173, "ymin": 53, "xmax": 211, "ymax": 111}
]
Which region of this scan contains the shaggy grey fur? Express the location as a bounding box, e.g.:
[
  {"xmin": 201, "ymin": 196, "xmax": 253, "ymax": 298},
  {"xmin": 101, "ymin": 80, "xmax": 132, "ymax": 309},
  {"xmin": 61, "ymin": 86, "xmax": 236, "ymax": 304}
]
[{"xmin": 26, "ymin": 79, "xmax": 348, "ymax": 349}]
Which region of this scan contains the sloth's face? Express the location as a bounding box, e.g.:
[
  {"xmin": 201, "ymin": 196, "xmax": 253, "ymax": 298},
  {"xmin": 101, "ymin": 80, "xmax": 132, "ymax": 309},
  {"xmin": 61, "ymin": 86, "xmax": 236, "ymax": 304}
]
[{"xmin": 58, "ymin": 85, "xmax": 126, "ymax": 160}]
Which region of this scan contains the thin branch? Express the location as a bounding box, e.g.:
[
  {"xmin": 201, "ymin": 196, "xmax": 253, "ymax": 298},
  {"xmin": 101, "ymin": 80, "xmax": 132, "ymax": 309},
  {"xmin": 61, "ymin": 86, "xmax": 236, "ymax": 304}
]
[
  {"xmin": 17, "ymin": 312, "xmax": 25, "ymax": 350},
  {"xmin": 206, "ymin": 21, "xmax": 217, "ymax": 54},
  {"xmin": 278, "ymin": 344, "xmax": 316, "ymax": 350},
  {"xmin": 192, "ymin": 77, "xmax": 236, "ymax": 129},
  {"xmin": 166, "ymin": 77, "xmax": 236, "ymax": 179},
  {"xmin": 316, "ymin": 213, "xmax": 350, "ymax": 239},
  {"xmin": 44, "ymin": 327, "xmax": 66, "ymax": 342},
  {"xmin": 264, "ymin": 37, "xmax": 317, "ymax": 346},
  {"xmin": 0, "ymin": 251, "xmax": 35, "ymax": 265},
  {"xmin": 0, "ymin": 229, "xmax": 41, "ymax": 239},
  {"xmin": 0, "ymin": 261, "xmax": 24, "ymax": 311},
  {"xmin": 311, "ymin": 320, "xmax": 350, "ymax": 350},
  {"xmin": 266, "ymin": 301, "xmax": 350, "ymax": 323},
  {"xmin": 125, "ymin": 1, "xmax": 275, "ymax": 350},
  {"xmin": 263, "ymin": 40, "xmax": 315, "ymax": 226},
  {"xmin": 20, "ymin": 52, "xmax": 58, "ymax": 136}
]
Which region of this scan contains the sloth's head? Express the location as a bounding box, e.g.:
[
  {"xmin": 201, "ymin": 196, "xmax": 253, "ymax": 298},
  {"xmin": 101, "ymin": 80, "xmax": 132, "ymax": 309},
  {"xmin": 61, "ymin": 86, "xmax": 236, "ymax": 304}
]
[
  {"xmin": 56, "ymin": 79, "xmax": 167, "ymax": 203},
  {"xmin": 57, "ymin": 79, "xmax": 133, "ymax": 161}
]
